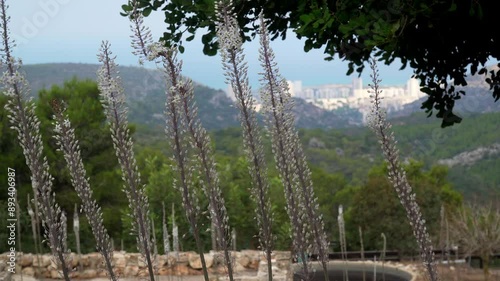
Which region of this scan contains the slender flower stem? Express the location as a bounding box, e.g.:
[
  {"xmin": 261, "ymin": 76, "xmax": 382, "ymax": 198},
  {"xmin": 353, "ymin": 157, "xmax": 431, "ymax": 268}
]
[
  {"xmin": 165, "ymin": 50, "xmax": 235, "ymax": 281},
  {"xmin": 215, "ymin": 2, "xmax": 274, "ymax": 280},
  {"xmin": 1, "ymin": 1, "xmax": 70, "ymax": 279},
  {"xmin": 162, "ymin": 202, "xmax": 171, "ymax": 255},
  {"xmin": 258, "ymin": 12, "xmax": 331, "ymax": 281},
  {"xmin": 127, "ymin": 5, "xmax": 213, "ymax": 280},
  {"xmin": 161, "ymin": 48, "xmax": 210, "ymax": 281},
  {"xmin": 97, "ymin": 42, "xmax": 155, "ymax": 281},
  {"xmin": 27, "ymin": 195, "xmax": 42, "ymax": 278},
  {"xmin": 367, "ymin": 58, "xmax": 439, "ymax": 281},
  {"xmin": 52, "ymin": 101, "xmax": 117, "ymax": 281},
  {"xmin": 339, "ymin": 206, "xmax": 348, "ymax": 281}
]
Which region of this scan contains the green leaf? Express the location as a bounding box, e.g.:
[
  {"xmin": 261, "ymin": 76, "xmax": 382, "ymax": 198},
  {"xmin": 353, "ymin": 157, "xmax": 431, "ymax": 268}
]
[
  {"xmin": 122, "ymin": 4, "xmax": 133, "ymax": 12},
  {"xmin": 153, "ymin": 0, "xmax": 164, "ymax": 8},
  {"xmin": 346, "ymin": 66, "xmax": 354, "ymax": 76},
  {"xmin": 186, "ymin": 35, "xmax": 195, "ymax": 42},
  {"xmin": 142, "ymin": 7, "xmax": 153, "ymax": 17},
  {"xmin": 470, "ymin": 64, "xmax": 478, "ymax": 75},
  {"xmin": 299, "ymin": 14, "xmax": 313, "ymax": 24},
  {"xmin": 178, "ymin": 45, "xmax": 185, "ymax": 53},
  {"xmin": 202, "ymin": 33, "xmax": 213, "ymax": 44},
  {"xmin": 448, "ymin": 2, "xmax": 457, "ymax": 12},
  {"xmin": 303, "ymin": 39, "xmax": 313, "ymax": 52},
  {"xmin": 391, "ymin": 21, "xmax": 401, "ymax": 34}
]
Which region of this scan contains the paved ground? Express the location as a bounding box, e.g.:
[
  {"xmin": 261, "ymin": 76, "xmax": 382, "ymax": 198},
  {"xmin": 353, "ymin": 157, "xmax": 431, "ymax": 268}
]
[{"xmin": 10, "ymin": 273, "xmax": 260, "ymax": 281}]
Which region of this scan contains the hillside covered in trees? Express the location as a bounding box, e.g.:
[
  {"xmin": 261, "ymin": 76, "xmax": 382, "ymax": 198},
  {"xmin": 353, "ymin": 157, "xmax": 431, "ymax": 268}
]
[{"xmin": 1, "ymin": 78, "xmax": 497, "ymax": 256}]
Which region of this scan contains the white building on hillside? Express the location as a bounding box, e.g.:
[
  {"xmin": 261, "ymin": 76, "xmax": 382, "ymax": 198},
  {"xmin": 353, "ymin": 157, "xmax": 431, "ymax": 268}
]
[{"xmin": 287, "ymin": 80, "xmax": 302, "ymax": 97}]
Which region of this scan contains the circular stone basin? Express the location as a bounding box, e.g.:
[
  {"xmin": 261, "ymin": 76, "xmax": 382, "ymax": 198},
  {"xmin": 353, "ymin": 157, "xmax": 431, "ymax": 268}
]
[{"xmin": 292, "ymin": 261, "xmax": 415, "ymax": 281}]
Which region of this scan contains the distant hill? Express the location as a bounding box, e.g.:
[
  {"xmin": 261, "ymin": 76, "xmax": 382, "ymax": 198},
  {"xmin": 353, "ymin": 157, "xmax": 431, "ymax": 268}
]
[
  {"xmin": 21, "ymin": 63, "xmax": 362, "ymax": 130},
  {"xmin": 19, "ymin": 63, "xmax": 499, "ymax": 130},
  {"xmin": 388, "ymin": 67, "xmax": 500, "ymax": 120},
  {"xmin": 16, "ymin": 63, "xmax": 499, "ymax": 201},
  {"xmin": 209, "ymin": 111, "xmax": 500, "ymax": 201}
]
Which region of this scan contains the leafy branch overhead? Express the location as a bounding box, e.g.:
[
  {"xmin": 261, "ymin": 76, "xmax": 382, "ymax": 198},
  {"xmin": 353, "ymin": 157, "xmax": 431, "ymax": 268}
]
[{"xmin": 124, "ymin": 0, "xmax": 500, "ymax": 127}]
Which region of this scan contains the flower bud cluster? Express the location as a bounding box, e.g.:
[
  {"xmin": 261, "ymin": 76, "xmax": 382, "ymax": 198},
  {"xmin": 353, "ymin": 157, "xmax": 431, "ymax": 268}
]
[
  {"xmin": 215, "ymin": 2, "xmax": 274, "ymax": 280},
  {"xmin": 52, "ymin": 102, "xmax": 117, "ymax": 281},
  {"xmin": 97, "ymin": 41, "xmax": 156, "ymax": 280},
  {"xmin": 0, "ymin": 1, "xmax": 71, "ymax": 278},
  {"xmin": 257, "ymin": 12, "xmax": 329, "ymax": 280},
  {"xmin": 367, "ymin": 59, "xmax": 439, "ymax": 281}
]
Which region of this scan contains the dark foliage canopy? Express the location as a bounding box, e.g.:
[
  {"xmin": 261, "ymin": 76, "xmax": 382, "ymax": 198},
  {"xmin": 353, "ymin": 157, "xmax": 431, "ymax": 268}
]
[{"xmin": 123, "ymin": 0, "xmax": 500, "ymax": 127}]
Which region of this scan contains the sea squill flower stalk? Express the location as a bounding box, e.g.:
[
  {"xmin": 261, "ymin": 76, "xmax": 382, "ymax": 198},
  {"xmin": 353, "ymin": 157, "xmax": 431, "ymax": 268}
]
[
  {"xmin": 258, "ymin": 12, "xmax": 329, "ymax": 281},
  {"xmin": 73, "ymin": 205, "xmax": 81, "ymax": 264},
  {"xmin": 162, "ymin": 202, "xmax": 171, "ymax": 255},
  {"xmin": 164, "ymin": 47, "xmax": 235, "ymax": 281},
  {"xmin": 52, "ymin": 101, "xmax": 117, "ymax": 281},
  {"xmin": 97, "ymin": 41, "xmax": 155, "ymax": 281},
  {"xmin": 128, "ymin": 7, "xmax": 212, "ymax": 280},
  {"xmin": 15, "ymin": 195, "xmax": 21, "ymax": 271},
  {"xmin": 359, "ymin": 227, "xmax": 366, "ymax": 281},
  {"xmin": 27, "ymin": 194, "xmax": 42, "ymax": 278},
  {"xmin": 0, "ymin": 1, "xmax": 70, "ymax": 279},
  {"xmin": 215, "ymin": 2, "xmax": 274, "ymax": 280},
  {"xmin": 15, "ymin": 198, "xmax": 23, "ymax": 281},
  {"xmin": 151, "ymin": 217, "xmax": 158, "ymax": 257},
  {"xmin": 338, "ymin": 206, "xmax": 348, "ymax": 281},
  {"xmin": 439, "ymin": 205, "xmax": 451, "ymax": 263},
  {"xmin": 73, "ymin": 204, "xmax": 82, "ymax": 272},
  {"xmin": 367, "ymin": 58, "xmax": 439, "ymax": 281},
  {"xmin": 171, "ymin": 205, "xmax": 180, "ymax": 256},
  {"xmin": 164, "ymin": 47, "xmax": 208, "ymax": 280}
]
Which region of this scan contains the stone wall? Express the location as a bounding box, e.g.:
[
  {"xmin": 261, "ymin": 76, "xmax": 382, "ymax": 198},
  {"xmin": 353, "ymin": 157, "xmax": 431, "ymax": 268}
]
[{"xmin": 0, "ymin": 251, "xmax": 291, "ymax": 280}]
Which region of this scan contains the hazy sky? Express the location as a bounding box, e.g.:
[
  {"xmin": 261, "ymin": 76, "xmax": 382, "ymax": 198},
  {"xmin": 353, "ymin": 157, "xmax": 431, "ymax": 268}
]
[{"xmin": 9, "ymin": 0, "xmax": 416, "ymax": 91}]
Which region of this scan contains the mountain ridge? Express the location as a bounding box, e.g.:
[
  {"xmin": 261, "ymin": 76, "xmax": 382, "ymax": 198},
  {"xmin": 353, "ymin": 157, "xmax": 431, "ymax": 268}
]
[
  {"xmin": 19, "ymin": 62, "xmax": 363, "ymax": 130},
  {"xmin": 10, "ymin": 62, "xmax": 499, "ymax": 201}
]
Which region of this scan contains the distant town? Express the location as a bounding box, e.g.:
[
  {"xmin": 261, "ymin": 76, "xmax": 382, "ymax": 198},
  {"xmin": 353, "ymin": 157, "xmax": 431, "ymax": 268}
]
[{"xmin": 226, "ymin": 77, "xmax": 426, "ymax": 122}]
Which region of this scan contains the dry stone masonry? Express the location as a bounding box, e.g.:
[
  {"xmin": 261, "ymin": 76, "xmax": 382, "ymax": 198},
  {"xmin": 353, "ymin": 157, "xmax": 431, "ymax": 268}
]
[
  {"xmin": 0, "ymin": 251, "xmax": 291, "ymax": 280},
  {"xmin": 0, "ymin": 251, "xmax": 419, "ymax": 281}
]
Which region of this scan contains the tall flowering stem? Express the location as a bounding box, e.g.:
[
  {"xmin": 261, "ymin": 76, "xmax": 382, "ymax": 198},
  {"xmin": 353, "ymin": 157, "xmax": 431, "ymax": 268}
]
[
  {"xmin": 97, "ymin": 41, "xmax": 155, "ymax": 281},
  {"xmin": 166, "ymin": 48, "xmax": 235, "ymax": 281},
  {"xmin": 215, "ymin": 2, "xmax": 274, "ymax": 280},
  {"xmin": 161, "ymin": 47, "xmax": 211, "ymax": 281},
  {"xmin": 162, "ymin": 202, "xmax": 171, "ymax": 255},
  {"xmin": 258, "ymin": 13, "xmax": 329, "ymax": 281},
  {"xmin": 129, "ymin": 4, "xmax": 153, "ymax": 64},
  {"xmin": 27, "ymin": 194, "xmax": 42, "ymax": 278},
  {"xmin": 52, "ymin": 101, "xmax": 118, "ymax": 281},
  {"xmin": 367, "ymin": 58, "xmax": 439, "ymax": 281},
  {"xmin": 0, "ymin": 1, "xmax": 70, "ymax": 279},
  {"xmin": 338, "ymin": 206, "xmax": 348, "ymax": 281},
  {"xmin": 127, "ymin": 6, "xmax": 212, "ymax": 280}
]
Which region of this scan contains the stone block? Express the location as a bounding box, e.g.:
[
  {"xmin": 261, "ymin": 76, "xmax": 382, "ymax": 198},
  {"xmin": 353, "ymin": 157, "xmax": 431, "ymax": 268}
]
[
  {"xmin": 189, "ymin": 253, "xmax": 214, "ymax": 269},
  {"xmin": 17, "ymin": 254, "xmax": 33, "ymax": 267},
  {"xmin": 80, "ymin": 269, "xmax": 98, "ymax": 279},
  {"xmin": 21, "ymin": 267, "xmax": 35, "ymax": 277}
]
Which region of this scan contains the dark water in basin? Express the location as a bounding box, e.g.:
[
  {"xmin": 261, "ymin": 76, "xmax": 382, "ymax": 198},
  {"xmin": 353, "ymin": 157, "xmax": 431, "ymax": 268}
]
[{"xmin": 294, "ymin": 270, "xmax": 410, "ymax": 281}]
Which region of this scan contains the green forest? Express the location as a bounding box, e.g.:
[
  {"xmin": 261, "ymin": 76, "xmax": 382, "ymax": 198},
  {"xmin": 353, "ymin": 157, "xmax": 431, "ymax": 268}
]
[{"xmin": 0, "ymin": 79, "xmax": 498, "ymax": 256}]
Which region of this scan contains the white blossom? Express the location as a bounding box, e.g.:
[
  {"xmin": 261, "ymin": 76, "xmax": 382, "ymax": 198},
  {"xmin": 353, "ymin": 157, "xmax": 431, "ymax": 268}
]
[
  {"xmin": 97, "ymin": 41, "xmax": 155, "ymax": 281},
  {"xmin": 52, "ymin": 103, "xmax": 117, "ymax": 281},
  {"xmin": 367, "ymin": 58, "xmax": 439, "ymax": 281},
  {"xmin": 215, "ymin": 3, "xmax": 274, "ymax": 280}
]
